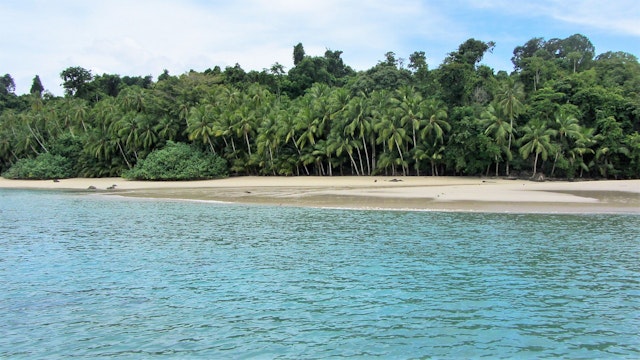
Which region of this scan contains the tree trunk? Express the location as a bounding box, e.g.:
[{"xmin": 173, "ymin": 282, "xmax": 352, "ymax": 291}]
[
  {"xmin": 244, "ymin": 131, "xmax": 251, "ymax": 156},
  {"xmin": 507, "ymin": 117, "xmax": 513, "ymax": 176},
  {"xmin": 117, "ymin": 141, "xmax": 133, "ymax": 169},
  {"xmin": 269, "ymin": 147, "xmax": 275, "ymax": 176},
  {"xmin": 356, "ymin": 146, "xmax": 365, "ymax": 176},
  {"xmin": 26, "ymin": 123, "xmax": 48, "ymax": 153},
  {"xmin": 395, "ymin": 142, "xmax": 406, "ymax": 176},
  {"xmin": 348, "ymin": 152, "xmax": 360, "ymax": 176},
  {"xmin": 292, "ymin": 135, "xmax": 309, "ymax": 175},
  {"xmin": 361, "ymin": 133, "xmax": 370, "ymax": 175},
  {"xmin": 551, "ymin": 151, "xmax": 559, "ymax": 177},
  {"xmin": 207, "ymin": 138, "xmax": 216, "ymax": 155}
]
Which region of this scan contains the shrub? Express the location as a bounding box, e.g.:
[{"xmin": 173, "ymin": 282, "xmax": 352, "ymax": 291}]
[
  {"xmin": 123, "ymin": 141, "xmax": 228, "ymax": 180},
  {"xmin": 2, "ymin": 153, "xmax": 74, "ymax": 179}
]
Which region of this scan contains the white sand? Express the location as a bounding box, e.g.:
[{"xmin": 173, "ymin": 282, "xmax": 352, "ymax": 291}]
[{"xmin": 1, "ymin": 176, "xmax": 639, "ymax": 213}]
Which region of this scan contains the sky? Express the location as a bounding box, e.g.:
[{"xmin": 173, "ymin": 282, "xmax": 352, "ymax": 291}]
[{"xmin": 2, "ymin": 0, "xmax": 639, "ymax": 96}]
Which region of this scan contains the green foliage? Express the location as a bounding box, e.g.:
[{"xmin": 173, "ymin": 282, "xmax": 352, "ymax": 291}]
[
  {"xmin": 30, "ymin": 75, "xmax": 44, "ymax": 97},
  {"xmin": 60, "ymin": 66, "xmax": 93, "ymax": 98},
  {"xmin": 2, "ymin": 153, "xmax": 74, "ymax": 179},
  {"xmin": 123, "ymin": 141, "xmax": 228, "ymax": 180},
  {"xmin": 1, "ymin": 33, "xmax": 638, "ymax": 180}
]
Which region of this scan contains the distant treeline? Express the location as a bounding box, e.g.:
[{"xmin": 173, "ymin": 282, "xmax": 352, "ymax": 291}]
[{"xmin": 1, "ymin": 34, "xmax": 639, "ymax": 180}]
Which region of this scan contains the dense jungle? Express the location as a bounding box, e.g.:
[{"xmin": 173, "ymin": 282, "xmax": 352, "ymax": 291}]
[{"xmin": 1, "ymin": 34, "xmax": 639, "ymax": 180}]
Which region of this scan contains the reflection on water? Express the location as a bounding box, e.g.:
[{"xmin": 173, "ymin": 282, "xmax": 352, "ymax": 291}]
[{"xmin": 1, "ymin": 189, "xmax": 639, "ymax": 358}]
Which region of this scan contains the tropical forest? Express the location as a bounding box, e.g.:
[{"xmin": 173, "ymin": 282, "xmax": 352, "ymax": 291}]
[{"xmin": 1, "ymin": 34, "xmax": 639, "ymax": 180}]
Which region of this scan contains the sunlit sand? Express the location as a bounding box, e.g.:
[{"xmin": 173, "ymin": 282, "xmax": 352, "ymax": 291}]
[{"xmin": 1, "ymin": 176, "xmax": 639, "ymax": 214}]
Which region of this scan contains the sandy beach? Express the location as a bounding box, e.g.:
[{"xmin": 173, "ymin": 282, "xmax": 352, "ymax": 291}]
[{"xmin": 1, "ymin": 176, "xmax": 639, "ymax": 213}]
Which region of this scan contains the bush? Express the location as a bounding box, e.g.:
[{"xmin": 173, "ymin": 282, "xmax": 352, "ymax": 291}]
[
  {"xmin": 123, "ymin": 142, "xmax": 228, "ymax": 180},
  {"xmin": 2, "ymin": 153, "xmax": 74, "ymax": 179}
]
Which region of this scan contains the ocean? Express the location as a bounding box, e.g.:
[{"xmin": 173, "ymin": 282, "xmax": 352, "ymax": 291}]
[{"xmin": 1, "ymin": 189, "xmax": 638, "ymax": 359}]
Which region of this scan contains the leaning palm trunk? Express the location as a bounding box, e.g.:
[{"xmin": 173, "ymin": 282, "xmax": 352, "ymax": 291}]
[
  {"xmin": 291, "ymin": 135, "xmax": 310, "ymax": 175},
  {"xmin": 244, "ymin": 131, "xmax": 252, "ymax": 157},
  {"xmin": 355, "ymin": 146, "xmax": 365, "ymax": 176},
  {"xmin": 360, "ymin": 133, "xmax": 370, "ymax": 175},
  {"xmin": 395, "ymin": 142, "xmax": 406, "ymax": 176},
  {"xmin": 26, "ymin": 123, "xmax": 48, "ymax": 153},
  {"xmin": 117, "ymin": 141, "xmax": 132, "ymax": 169},
  {"xmin": 348, "ymin": 152, "xmax": 360, "ymax": 176}
]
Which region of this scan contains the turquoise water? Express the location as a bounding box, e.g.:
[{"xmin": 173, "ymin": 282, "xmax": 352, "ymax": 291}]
[{"xmin": 1, "ymin": 189, "xmax": 639, "ymax": 359}]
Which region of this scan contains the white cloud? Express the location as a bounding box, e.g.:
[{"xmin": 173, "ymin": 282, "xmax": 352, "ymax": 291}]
[
  {"xmin": 5, "ymin": 0, "xmax": 455, "ymax": 94},
  {"xmin": 545, "ymin": 0, "xmax": 640, "ymax": 36},
  {"xmin": 2, "ymin": 0, "xmax": 637, "ymax": 95},
  {"xmin": 469, "ymin": 0, "xmax": 640, "ymax": 36}
]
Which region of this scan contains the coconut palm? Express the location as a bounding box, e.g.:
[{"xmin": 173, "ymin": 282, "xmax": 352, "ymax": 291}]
[
  {"xmin": 394, "ymin": 86, "xmax": 426, "ymax": 156},
  {"xmin": 481, "ymin": 104, "xmax": 512, "ymax": 176},
  {"xmin": 421, "ymin": 99, "xmax": 450, "ymax": 147},
  {"xmin": 519, "ymin": 120, "xmax": 558, "ymax": 177},
  {"xmin": 113, "ymin": 113, "xmax": 142, "ymax": 161},
  {"xmin": 329, "ymin": 128, "xmax": 361, "ymax": 176},
  {"xmin": 344, "ymin": 93, "xmax": 373, "ymax": 175},
  {"xmin": 567, "ymin": 127, "xmax": 596, "ymax": 178},
  {"xmin": 551, "ymin": 109, "xmax": 582, "ymax": 176},
  {"xmin": 186, "ymin": 104, "xmax": 217, "ymax": 154},
  {"xmin": 496, "ymin": 79, "xmax": 525, "ymax": 175},
  {"xmin": 375, "ymin": 115, "xmax": 410, "ymax": 176},
  {"xmin": 256, "ymin": 109, "xmax": 281, "ymax": 175}
]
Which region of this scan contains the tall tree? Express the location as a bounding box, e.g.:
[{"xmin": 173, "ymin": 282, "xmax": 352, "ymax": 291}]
[
  {"xmin": 187, "ymin": 104, "xmax": 218, "ymax": 154},
  {"xmin": 60, "ymin": 66, "xmax": 93, "ymax": 98},
  {"xmin": 519, "ymin": 120, "xmax": 558, "ymax": 177},
  {"xmin": 481, "ymin": 104, "xmax": 512, "ymax": 176},
  {"xmin": 293, "ymin": 43, "xmax": 305, "ymax": 66},
  {"xmin": 30, "ymin": 75, "xmax": 44, "ymax": 97},
  {"xmin": 0, "ymin": 74, "xmax": 16, "ymax": 95},
  {"xmin": 496, "ymin": 78, "xmax": 525, "ymax": 175}
]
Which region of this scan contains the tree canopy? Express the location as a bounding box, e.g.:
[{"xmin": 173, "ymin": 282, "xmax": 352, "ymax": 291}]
[{"xmin": 2, "ymin": 34, "xmax": 639, "ymax": 180}]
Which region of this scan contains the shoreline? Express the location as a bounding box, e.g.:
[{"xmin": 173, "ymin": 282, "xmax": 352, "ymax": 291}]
[{"xmin": 1, "ymin": 176, "xmax": 639, "ymax": 214}]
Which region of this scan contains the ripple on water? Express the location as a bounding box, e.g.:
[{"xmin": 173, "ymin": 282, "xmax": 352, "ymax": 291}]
[{"xmin": 0, "ymin": 189, "xmax": 639, "ymax": 358}]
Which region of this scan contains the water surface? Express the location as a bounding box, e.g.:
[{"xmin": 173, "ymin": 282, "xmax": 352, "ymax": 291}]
[{"xmin": 1, "ymin": 189, "xmax": 638, "ymax": 358}]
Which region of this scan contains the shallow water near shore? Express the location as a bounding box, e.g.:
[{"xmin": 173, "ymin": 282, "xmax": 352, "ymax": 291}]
[{"xmin": 1, "ymin": 189, "xmax": 639, "ymax": 358}]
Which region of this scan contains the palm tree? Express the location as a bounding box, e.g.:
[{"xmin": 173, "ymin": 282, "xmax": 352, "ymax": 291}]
[
  {"xmin": 71, "ymin": 99, "xmax": 89, "ymax": 133},
  {"xmin": 411, "ymin": 143, "xmax": 430, "ymax": 176},
  {"xmin": 366, "ymin": 90, "xmax": 394, "ymax": 171},
  {"xmin": 118, "ymin": 86, "xmax": 147, "ymax": 113},
  {"xmin": 375, "ymin": 116, "xmax": 410, "ymax": 176},
  {"xmin": 233, "ymin": 102, "xmax": 255, "ymax": 157},
  {"xmin": 496, "ymin": 79, "xmax": 525, "ymax": 175},
  {"xmin": 329, "ymin": 128, "xmax": 361, "ymax": 176},
  {"xmin": 113, "ymin": 113, "xmax": 142, "ymax": 161},
  {"xmin": 277, "ymin": 101, "xmax": 309, "ymax": 175},
  {"xmin": 85, "ymin": 125, "xmax": 117, "ymax": 164},
  {"xmin": 406, "ymin": 99, "xmax": 450, "ymax": 177},
  {"xmin": 295, "ymin": 97, "xmax": 320, "ymax": 152},
  {"xmin": 551, "ymin": 109, "xmax": 582, "ymax": 176},
  {"xmin": 481, "ymin": 104, "xmax": 512, "ymax": 176},
  {"xmin": 344, "ymin": 93, "xmax": 372, "ymax": 175},
  {"xmin": 421, "ymin": 99, "xmax": 450, "ymax": 147},
  {"xmin": 394, "ymin": 86, "xmax": 426, "ymax": 158},
  {"xmin": 519, "ymin": 120, "xmax": 558, "ymax": 177},
  {"xmin": 186, "ymin": 104, "xmax": 217, "ymax": 154},
  {"xmin": 568, "ymin": 127, "xmax": 596, "ymax": 178},
  {"xmin": 155, "ymin": 116, "xmax": 180, "ymax": 143},
  {"xmin": 594, "ymin": 115, "xmax": 629, "ymax": 178},
  {"xmin": 136, "ymin": 115, "xmax": 159, "ymax": 151},
  {"xmin": 256, "ymin": 109, "xmax": 281, "ymax": 175}
]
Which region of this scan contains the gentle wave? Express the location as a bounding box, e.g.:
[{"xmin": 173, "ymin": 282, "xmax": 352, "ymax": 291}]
[{"xmin": 1, "ymin": 189, "xmax": 639, "ymax": 358}]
